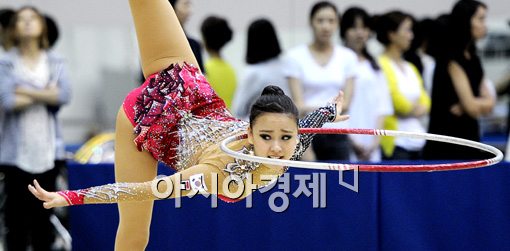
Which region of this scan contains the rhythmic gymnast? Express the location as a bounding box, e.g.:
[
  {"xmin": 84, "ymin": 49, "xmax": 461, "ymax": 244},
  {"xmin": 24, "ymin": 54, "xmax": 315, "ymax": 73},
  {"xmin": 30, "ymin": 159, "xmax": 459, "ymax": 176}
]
[{"xmin": 28, "ymin": 0, "xmax": 348, "ymax": 250}]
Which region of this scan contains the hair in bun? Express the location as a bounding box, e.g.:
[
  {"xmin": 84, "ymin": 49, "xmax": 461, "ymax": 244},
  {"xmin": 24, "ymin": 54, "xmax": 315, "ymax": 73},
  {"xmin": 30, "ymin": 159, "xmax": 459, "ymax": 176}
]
[
  {"xmin": 261, "ymin": 85, "xmax": 285, "ymax": 96},
  {"xmin": 249, "ymin": 85, "xmax": 298, "ymax": 126}
]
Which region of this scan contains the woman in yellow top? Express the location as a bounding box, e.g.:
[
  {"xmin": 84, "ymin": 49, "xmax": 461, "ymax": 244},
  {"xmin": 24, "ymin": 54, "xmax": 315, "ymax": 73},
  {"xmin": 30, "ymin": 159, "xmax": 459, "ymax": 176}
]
[
  {"xmin": 201, "ymin": 15, "xmax": 237, "ymax": 109},
  {"xmin": 375, "ymin": 11, "xmax": 431, "ymax": 160}
]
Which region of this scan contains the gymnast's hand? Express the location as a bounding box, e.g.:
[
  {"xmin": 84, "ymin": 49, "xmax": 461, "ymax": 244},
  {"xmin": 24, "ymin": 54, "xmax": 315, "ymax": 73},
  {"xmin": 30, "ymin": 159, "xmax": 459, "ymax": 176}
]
[
  {"xmin": 28, "ymin": 179, "xmax": 69, "ymax": 209},
  {"xmin": 332, "ymin": 90, "xmax": 349, "ymax": 123}
]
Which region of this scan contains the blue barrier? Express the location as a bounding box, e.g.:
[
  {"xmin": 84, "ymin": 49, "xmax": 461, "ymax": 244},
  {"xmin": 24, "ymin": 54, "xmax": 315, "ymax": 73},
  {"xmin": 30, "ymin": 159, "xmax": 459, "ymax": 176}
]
[{"xmin": 67, "ymin": 162, "xmax": 510, "ymax": 251}]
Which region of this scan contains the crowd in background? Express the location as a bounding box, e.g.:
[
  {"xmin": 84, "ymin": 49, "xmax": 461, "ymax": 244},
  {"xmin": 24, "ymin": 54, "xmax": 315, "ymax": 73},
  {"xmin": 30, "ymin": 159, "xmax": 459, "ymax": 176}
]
[
  {"xmin": 228, "ymin": 0, "xmax": 496, "ymax": 162},
  {"xmin": 164, "ymin": 0, "xmax": 500, "ymax": 163},
  {"xmin": 0, "ymin": 0, "xmax": 508, "ymax": 250}
]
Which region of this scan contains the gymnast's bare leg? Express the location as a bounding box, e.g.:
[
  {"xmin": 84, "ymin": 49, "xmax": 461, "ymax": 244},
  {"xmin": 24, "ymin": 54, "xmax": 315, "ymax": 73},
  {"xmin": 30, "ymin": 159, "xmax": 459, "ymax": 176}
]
[{"xmin": 115, "ymin": 0, "xmax": 199, "ymax": 249}]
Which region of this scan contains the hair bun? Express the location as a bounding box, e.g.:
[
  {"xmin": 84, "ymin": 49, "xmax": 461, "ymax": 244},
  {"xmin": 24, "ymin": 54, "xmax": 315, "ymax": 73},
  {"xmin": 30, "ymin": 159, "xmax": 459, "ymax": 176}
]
[{"xmin": 261, "ymin": 85, "xmax": 285, "ymax": 96}]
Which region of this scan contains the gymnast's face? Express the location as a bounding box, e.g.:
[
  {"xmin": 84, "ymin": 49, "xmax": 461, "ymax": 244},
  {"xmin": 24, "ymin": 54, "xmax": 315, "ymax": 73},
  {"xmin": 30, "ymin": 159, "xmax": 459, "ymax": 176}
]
[{"xmin": 248, "ymin": 113, "xmax": 299, "ymax": 165}]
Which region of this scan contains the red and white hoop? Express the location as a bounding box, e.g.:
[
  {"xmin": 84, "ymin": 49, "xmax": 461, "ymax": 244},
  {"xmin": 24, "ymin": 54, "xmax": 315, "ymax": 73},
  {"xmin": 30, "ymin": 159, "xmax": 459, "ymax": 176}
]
[{"xmin": 220, "ymin": 128, "xmax": 504, "ymax": 172}]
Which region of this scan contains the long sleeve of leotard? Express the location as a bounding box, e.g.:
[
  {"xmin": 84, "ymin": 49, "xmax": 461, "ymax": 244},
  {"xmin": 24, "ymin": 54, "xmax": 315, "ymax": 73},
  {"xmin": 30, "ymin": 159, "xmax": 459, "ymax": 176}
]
[
  {"xmin": 57, "ymin": 181, "xmax": 157, "ymax": 205},
  {"xmin": 292, "ymin": 104, "xmax": 337, "ymax": 160}
]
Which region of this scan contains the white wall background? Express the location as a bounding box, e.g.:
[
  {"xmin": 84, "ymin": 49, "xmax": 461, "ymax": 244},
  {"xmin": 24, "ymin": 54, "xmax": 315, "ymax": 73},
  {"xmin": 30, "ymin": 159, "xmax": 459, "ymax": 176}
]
[{"xmin": 1, "ymin": 0, "xmax": 509, "ymax": 144}]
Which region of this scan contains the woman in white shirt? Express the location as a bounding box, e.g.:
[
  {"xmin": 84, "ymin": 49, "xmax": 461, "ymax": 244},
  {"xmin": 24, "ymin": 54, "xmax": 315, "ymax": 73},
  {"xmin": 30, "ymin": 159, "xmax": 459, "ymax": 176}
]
[
  {"xmin": 232, "ymin": 18, "xmax": 290, "ymax": 120},
  {"xmin": 285, "ymin": 1, "xmax": 357, "ymax": 160},
  {"xmin": 340, "ymin": 7, "xmax": 393, "ymax": 162}
]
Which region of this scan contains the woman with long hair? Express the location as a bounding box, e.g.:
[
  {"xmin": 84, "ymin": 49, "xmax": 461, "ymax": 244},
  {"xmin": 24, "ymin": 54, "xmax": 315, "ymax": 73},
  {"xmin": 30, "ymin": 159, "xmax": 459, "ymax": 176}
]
[
  {"xmin": 232, "ymin": 18, "xmax": 290, "ymax": 120},
  {"xmin": 340, "ymin": 7, "xmax": 393, "ymax": 162},
  {"xmin": 424, "ymin": 0, "xmax": 495, "ymax": 160}
]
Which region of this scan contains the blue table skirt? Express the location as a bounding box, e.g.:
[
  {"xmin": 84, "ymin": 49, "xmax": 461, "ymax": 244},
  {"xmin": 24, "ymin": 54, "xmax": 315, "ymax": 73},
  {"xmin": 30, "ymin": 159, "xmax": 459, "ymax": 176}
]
[{"xmin": 67, "ymin": 162, "xmax": 510, "ymax": 251}]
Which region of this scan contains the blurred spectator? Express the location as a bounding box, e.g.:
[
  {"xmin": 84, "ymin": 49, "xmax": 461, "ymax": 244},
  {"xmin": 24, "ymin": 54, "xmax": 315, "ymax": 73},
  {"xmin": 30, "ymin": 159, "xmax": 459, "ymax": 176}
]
[
  {"xmin": 496, "ymin": 20, "xmax": 510, "ymax": 139},
  {"xmin": 496, "ymin": 71, "xmax": 510, "ymax": 135},
  {"xmin": 0, "ymin": 6, "xmax": 71, "ymax": 250},
  {"xmin": 44, "ymin": 14, "xmax": 59, "ymax": 49},
  {"xmin": 0, "ymin": 9, "xmax": 15, "ymax": 52},
  {"xmin": 138, "ymin": 0, "xmax": 206, "ymax": 82},
  {"xmin": 340, "ymin": 7, "xmax": 393, "ymax": 162},
  {"xmin": 424, "ymin": 0, "xmax": 495, "ymax": 160},
  {"xmin": 404, "ymin": 18, "xmax": 437, "ymax": 94},
  {"xmin": 375, "ymin": 10, "xmax": 431, "ymax": 160},
  {"xmin": 285, "ymin": 1, "xmax": 357, "ymax": 161},
  {"xmin": 0, "ymin": 9, "xmax": 14, "ymax": 29},
  {"xmin": 43, "ymin": 14, "xmax": 68, "ymax": 171},
  {"xmin": 0, "ymin": 7, "xmax": 14, "ymax": 247},
  {"xmin": 169, "ymin": 0, "xmax": 205, "ymax": 73},
  {"xmin": 201, "ymin": 15, "xmax": 236, "ymax": 109},
  {"xmin": 232, "ymin": 18, "xmax": 289, "ymax": 120}
]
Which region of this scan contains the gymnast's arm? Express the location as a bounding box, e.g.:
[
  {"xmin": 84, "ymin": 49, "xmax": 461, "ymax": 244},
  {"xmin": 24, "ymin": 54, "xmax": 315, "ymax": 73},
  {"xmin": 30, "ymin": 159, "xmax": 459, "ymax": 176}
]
[
  {"xmin": 29, "ymin": 109, "xmax": 242, "ymax": 249},
  {"xmin": 28, "ymin": 162, "xmax": 236, "ymax": 207},
  {"xmin": 129, "ymin": 0, "xmax": 199, "ymax": 78},
  {"xmin": 293, "ymin": 91, "xmax": 349, "ymax": 159}
]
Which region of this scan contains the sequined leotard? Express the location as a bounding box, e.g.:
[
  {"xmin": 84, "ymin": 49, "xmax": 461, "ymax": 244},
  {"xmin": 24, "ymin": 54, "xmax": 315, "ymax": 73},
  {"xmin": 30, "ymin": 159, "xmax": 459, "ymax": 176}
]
[
  {"xmin": 123, "ymin": 63, "xmax": 245, "ymax": 171},
  {"xmin": 58, "ymin": 63, "xmax": 336, "ymax": 205}
]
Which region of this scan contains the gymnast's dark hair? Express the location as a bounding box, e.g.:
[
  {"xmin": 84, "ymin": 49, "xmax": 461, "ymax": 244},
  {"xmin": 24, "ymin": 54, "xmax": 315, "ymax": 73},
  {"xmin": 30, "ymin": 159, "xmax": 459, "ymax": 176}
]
[
  {"xmin": 201, "ymin": 16, "xmax": 233, "ymax": 52},
  {"xmin": 249, "ymin": 85, "xmax": 299, "ymax": 127}
]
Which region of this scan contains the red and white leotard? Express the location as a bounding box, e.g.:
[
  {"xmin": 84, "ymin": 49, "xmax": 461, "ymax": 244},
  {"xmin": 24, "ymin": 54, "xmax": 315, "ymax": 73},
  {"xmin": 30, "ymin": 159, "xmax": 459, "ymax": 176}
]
[{"xmin": 123, "ymin": 63, "xmax": 242, "ymax": 170}]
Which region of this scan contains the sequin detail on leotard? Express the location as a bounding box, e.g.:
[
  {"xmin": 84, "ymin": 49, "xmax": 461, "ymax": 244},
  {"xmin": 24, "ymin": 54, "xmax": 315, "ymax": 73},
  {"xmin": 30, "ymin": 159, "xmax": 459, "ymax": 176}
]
[
  {"xmin": 131, "ymin": 63, "xmax": 238, "ymax": 169},
  {"xmin": 175, "ymin": 113, "xmax": 248, "ymax": 170}
]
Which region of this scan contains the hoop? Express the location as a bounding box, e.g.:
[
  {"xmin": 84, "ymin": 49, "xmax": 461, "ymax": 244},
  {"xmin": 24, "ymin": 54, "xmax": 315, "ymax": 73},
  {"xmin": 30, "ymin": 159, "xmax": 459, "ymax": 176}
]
[{"xmin": 220, "ymin": 128, "xmax": 504, "ymax": 172}]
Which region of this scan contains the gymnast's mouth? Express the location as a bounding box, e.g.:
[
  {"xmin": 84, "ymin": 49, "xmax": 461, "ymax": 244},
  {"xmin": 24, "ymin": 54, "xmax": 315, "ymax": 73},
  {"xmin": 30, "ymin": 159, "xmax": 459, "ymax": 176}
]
[{"xmin": 268, "ymin": 156, "xmax": 283, "ymax": 159}]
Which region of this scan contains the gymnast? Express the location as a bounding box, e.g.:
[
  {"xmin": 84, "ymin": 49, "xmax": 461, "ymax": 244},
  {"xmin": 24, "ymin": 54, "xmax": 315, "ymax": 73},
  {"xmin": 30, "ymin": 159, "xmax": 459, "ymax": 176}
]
[{"xmin": 29, "ymin": 0, "xmax": 348, "ymax": 250}]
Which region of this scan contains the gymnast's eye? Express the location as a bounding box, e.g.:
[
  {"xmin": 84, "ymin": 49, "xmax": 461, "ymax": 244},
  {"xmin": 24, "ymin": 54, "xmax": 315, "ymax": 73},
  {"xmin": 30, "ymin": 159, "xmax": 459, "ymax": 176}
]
[
  {"xmin": 260, "ymin": 134, "xmax": 271, "ymax": 140},
  {"xmin": 282, "ymin": 135, "xmax": 292, "ymax": 140}
]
